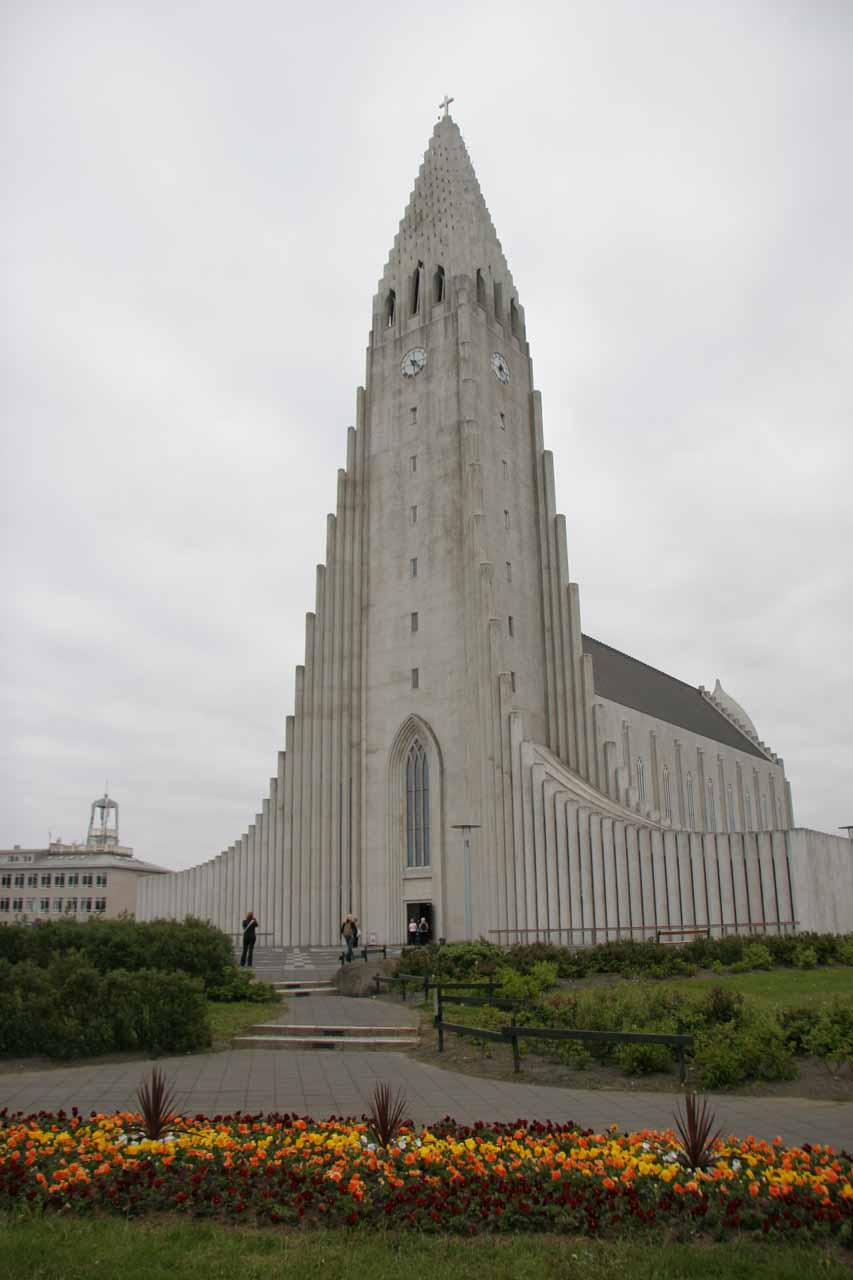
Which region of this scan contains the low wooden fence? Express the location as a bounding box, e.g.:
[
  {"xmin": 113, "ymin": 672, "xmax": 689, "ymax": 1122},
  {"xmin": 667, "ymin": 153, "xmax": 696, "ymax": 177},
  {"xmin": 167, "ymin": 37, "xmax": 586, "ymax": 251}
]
[{"xmin": 434, "ymin": 990, "xmax": 694, "ymax": 1084}]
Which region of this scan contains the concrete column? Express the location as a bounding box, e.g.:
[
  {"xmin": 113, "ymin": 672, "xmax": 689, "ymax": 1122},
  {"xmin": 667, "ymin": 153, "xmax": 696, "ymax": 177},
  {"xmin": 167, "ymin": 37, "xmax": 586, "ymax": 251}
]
[{"xmin": 309, "ymin": 569, "xmax": 325, "ymax": 943}]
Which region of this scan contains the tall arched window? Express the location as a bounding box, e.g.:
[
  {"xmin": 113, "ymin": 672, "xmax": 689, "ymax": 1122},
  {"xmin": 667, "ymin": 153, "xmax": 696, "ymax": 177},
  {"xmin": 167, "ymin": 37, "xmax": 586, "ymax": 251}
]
[
  {"xmin": 384, "ymin": 290, "xmax": 396, "ymax": 327},
  {"xmin": 662, "ymin": 765, "xmax": 672, "ymax": 821},
  {"xmin": 410, "ymin": 262, "xmax": 423, "ymax": 315},
  {"xmin": 510, "ymin": 297, "xmax": 521, "ymax": 337},
  {"xmin": 476, "ymin": 268, "xmax": 486, "ymax": 307},
  {"xmin": 433, "ymin": 265, "xmax": 445, "ymax": 303},
  {"xmin": 636, "ymin": 756, "xmax": 646, "ymax": 803},
  {"xmin": 687, "ymin": 772, "xmax": 695, "ymax": 830},
  {"xmin": 406, "ymin": 739, "xmax": 430, "ymax": 868},
  {"xmin": 706, "ymin": 778, "xmax": 717, "ymax": 831}
]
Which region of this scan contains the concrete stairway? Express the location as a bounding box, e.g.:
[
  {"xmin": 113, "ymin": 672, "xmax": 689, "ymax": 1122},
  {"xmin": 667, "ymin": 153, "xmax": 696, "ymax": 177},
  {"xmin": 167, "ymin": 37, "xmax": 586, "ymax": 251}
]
[
  {"xmin": 273, "ymin": 979, "xmax": 336, "ymax": 998},
  {"xmin": 233, "ymin": 1023, "xmax": 420, "ymax": 1051}
]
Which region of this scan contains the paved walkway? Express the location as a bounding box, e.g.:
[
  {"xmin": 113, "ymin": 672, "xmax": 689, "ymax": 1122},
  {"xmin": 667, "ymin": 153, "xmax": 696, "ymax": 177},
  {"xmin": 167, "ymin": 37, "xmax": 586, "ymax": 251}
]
[
  {"xmin": 1, "ymin": 1048, "xmax": 850, "ymax": 1147},
  {"xmin": 279, "ymin": 994, "xmax": 418, "ymax": 1028}
]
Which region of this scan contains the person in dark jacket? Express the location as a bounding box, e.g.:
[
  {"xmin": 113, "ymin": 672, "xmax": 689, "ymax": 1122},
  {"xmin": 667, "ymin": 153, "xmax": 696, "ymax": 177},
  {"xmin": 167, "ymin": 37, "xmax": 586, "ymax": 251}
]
[
  {"xmin": 240, "ymin": 911, "xmax": 258, "ymax": 967},
  {"xmin": 340, "ymin": 914, "xmax": 357, "ymax": 963}
]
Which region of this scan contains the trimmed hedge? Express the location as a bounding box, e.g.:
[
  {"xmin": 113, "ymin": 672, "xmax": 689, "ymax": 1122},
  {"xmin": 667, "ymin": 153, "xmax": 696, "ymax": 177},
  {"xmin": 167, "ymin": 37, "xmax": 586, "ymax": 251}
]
[
  {"xmin": 0, "ymin": 952, "xmax": 211, "ymax": 1059},
  {"xmin": 0, "ymin": 917, "xmax": 233, "ymax": 993},
  {"xmin": 398, "ymin": 932, "xmax": 853, "ymax": 982}
]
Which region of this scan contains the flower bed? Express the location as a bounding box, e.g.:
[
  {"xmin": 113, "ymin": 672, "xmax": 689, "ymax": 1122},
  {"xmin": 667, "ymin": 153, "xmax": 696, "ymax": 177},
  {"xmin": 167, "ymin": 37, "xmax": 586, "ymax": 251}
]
[{"xmin": 1, "ymin": 1110, "xmax": 850, "ymax": 1241}]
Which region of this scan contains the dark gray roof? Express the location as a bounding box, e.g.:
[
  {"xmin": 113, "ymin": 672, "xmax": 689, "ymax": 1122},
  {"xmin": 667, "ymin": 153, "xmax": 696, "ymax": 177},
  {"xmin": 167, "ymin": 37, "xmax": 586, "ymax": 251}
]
[{"xmin": 582, "ymin": 634, "xmax": 767, "ymax": 759}]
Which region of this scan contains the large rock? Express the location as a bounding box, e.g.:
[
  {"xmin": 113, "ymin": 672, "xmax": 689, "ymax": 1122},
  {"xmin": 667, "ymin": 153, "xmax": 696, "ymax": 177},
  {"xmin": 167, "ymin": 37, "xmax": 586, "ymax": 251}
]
[{"xmin": 334, "ymin": 957, "xmax": 396, "ymax": 997}]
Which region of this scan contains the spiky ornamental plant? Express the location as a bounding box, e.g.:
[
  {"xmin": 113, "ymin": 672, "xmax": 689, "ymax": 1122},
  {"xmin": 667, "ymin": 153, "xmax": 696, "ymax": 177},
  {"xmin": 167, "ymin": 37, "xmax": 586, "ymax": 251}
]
[
  {"xmin": 366, "ymin": 1081, "xmax": 409, "ymax": 1149},
  {"xmin": 674, "ymin": 1092, "xmax": 722, "ymax": 1171},
  {"xmin": 136, "ymin": 1066, "xmax": 178, "ymax": 1140}
]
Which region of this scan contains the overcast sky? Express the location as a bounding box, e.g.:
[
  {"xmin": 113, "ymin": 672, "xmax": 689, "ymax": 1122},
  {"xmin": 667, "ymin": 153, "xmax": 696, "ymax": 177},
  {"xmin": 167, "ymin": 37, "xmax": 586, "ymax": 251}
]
[{"xmin": 3, "ymin": 0, "xmax": 851, "ymax": 869}]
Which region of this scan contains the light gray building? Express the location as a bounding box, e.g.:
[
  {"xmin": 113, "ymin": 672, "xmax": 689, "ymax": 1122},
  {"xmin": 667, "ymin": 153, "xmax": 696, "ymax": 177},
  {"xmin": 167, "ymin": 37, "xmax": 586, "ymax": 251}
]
[
  {"xmin": 137, "ymin": 112, "xmax": 851, "ymax": 945},
  {"xmin": 1, "ymin": 792, "xmax": 168, "ymax": 924}
]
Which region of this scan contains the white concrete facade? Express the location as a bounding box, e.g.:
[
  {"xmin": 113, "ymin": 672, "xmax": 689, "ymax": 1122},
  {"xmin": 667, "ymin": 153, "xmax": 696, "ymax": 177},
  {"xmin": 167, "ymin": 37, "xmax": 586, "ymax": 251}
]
[{"xmin": 136, "ymin": 115, "xmax": 852, "ymax": 944}]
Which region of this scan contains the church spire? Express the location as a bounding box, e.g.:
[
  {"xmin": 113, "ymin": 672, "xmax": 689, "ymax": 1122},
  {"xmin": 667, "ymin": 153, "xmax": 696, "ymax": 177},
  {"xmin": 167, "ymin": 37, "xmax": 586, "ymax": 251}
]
[{"xmin": 373, "ymin": 113, "xmax": 524, "ymax": 342}]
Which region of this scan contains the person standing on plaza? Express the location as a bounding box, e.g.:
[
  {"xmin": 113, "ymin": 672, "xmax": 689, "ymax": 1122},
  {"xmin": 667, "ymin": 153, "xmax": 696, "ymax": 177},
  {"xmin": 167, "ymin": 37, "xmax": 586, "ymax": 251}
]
[
  {"xmin": 417, "ymin": 916, "xmax": 430, "ymax": 946},
  {"xmin": 408, "ymin": 917, "xmax": 418, "ymax": 946},
  {"xmin": 340, "ymin": 914, "xmax": 356, "ymax": 963},
  {"xmin": 240, "ymin": 911, "xmax": 258, "ymax": 967}
]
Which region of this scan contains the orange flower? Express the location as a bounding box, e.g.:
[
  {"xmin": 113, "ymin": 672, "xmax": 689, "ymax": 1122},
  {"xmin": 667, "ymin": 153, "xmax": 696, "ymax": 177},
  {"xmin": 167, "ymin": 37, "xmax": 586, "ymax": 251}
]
[{"xmin": 749, "ymin": 1182, "xmax": 760, "ymax": 1197}]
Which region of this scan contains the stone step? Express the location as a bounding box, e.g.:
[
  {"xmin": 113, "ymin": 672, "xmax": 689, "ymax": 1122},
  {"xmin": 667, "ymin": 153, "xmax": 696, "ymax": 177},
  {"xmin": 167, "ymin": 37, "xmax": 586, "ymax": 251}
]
[
  {"xmin": 273, "ymin": 981, "xmax": 336, "ymax": 996},
  {"xmin": 233, "ymin": 1033, "xmax": 420, "ymax": 1051},
  {"xmin": 243, "ymin": 1023, "xmax": 416, "ymax": 1038}
]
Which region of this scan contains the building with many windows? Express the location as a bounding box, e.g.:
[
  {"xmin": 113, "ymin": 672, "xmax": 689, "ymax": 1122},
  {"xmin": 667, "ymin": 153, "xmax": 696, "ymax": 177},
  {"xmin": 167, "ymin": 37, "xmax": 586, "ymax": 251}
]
[{"xmin": 1, "ymin": 793, "xmax": 167, "ymax": 924}]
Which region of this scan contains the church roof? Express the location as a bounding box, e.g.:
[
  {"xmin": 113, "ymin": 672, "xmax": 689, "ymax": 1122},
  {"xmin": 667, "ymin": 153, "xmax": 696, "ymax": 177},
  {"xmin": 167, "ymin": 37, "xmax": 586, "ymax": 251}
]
[
  {"xmin": 377, "ymin": 113, "xmax": 517, "ymax": 303},
  {"xmin": 582, "ymin": 634, "xmax": 768, "ymax": 759}
]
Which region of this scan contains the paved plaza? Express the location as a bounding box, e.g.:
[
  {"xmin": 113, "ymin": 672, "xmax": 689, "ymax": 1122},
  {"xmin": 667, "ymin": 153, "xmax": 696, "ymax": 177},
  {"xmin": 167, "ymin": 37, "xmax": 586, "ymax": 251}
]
[{"xmin": 1, "ymin": 992, "xmax": 851, "ymax": 1149}]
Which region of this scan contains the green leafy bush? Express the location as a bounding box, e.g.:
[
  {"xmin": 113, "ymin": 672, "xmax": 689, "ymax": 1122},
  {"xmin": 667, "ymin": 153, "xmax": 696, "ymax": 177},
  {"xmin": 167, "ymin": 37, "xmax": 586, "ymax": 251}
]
[
  {"xmin": 614, "ymin": 1038, "xmax": 674, "ymax": 1075},
  {"xmin": 693, "ymin": 1010, "xmax": 795, "ymax": 1089},
  {"xmin": 205, "ymin": 968, "xmax": 278, "ymax": 1003},
  {"xmin": 802, "ymin": 999, "xmax": 853, "ymax": 1063},
  {"xmin": 793, "ymin": 945, "xmax": 818, "ymax": 970},
  {"xmin": 0, "ymin": 917, "xmax": 234, "ymax": 994},
  {"xmin": 0, "ymin": 951, "xmax": 210, "ymax": 1059},
  {"xmin": 731, "ymin": 942, "xmax": 774, "ymax": 973},
  {"xmin": 837, "ymin": 938, "xmax": 853, "ymax": 967}
]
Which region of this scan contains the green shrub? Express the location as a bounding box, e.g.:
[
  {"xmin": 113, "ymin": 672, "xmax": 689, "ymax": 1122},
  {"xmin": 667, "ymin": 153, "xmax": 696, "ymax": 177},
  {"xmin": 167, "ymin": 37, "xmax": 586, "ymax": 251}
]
[
  {"xmin": 731, "ymin": 942, "xmax": 773, "ymax": 973},
  {"xmin": 0, "ymin": 917, "xmax": 234, "ymax": 993},
  {"xmin": 0, "ymin": 951, "xmax": 210, "ymax": 1059},
  {"xmin": 694, "ymin": 1010, "xmax": 795, "ymax": 1089},
  {"xmin": 838, "ymin": 939, "xmax": 853, "ymax": 967},
  {"xmin": 496, "ymin": 961, "xmax": 557, "ymax": 1003},
  {"xmin": 794, "ymin": 945, "xmax": 818, "ymax": 970},
  {"xmin": 206, "ymin": 968, "xmax": 278, "ymax": 1003},
  {"xmin": 614, "ymin": 1038, "xmax": 675, "ymax": 1076},
  {"xmin": 802, "ymin": 999, "xmax": 853, "ymax": 1062}
]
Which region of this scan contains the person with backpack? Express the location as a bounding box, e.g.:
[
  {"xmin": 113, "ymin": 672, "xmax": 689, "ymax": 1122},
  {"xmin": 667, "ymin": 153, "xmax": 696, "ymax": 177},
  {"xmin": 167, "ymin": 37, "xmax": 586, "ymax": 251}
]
[{"xmin": 340, "ymin": 914, "xmax": 357, "ymax": 963}]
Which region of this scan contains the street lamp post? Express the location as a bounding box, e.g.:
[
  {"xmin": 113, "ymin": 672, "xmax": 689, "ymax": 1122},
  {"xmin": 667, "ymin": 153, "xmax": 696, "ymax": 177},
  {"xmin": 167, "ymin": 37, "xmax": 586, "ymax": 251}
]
[{"xmin": 451, "ymin": 823, "xmax": 481, "ymax": 940}]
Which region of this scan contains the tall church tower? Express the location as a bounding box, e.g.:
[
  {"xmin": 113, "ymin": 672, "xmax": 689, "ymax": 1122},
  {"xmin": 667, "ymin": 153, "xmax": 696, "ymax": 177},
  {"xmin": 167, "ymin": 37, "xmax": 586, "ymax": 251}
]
[
  {"xmin": 139, "ymin": 111, "xmax": 817, "ymax": 946},
  {"xmin": 360, "ymin": 111, "xmax": 591, "ymax": 942}
]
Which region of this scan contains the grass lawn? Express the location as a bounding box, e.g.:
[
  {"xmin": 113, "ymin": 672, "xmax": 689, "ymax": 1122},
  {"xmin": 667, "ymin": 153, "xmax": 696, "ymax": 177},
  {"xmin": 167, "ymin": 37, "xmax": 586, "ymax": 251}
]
[
  {"xmin": 207, "ymin": 999, "xmax": 283, "ymax": 1047},
  {"xmin": 3, "ymin": 1219, "xmax": 848, "ymax": 1280},
  {"xmin": 657, "ymin": 965, "xmax": 853, "ymax": 1008}
]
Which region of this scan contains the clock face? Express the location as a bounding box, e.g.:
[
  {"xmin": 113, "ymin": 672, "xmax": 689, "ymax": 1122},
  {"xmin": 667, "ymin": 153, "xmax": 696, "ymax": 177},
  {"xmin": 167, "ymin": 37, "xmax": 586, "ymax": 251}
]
[
  {"xmin": 401, "ymin": 347, "xmax": 427, "ymax": 378},
  {"xmin": 491, "ymin": 352, "xmax": 510, "ymax": 384}
]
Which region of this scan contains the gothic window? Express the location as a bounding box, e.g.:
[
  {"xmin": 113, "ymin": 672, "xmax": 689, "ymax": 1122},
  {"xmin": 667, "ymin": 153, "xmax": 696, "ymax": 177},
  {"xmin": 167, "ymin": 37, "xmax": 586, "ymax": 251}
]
[
  {"xmin": 761, "ymin": 794, "xmax": 769, "ymax": 828},
  {"xmin": 411, "ymin": 611, "xmax": 419, "ymax": 633},
  {"xmin": 502, "ymin": 458, "xmax": 508, "ymax": 477},
  {"xmin": 476, "ymin": 269, "xmax": 486, "ymax": 307},
  {"xmin": 636, "ymin": 757, "xmax": 646, "ymax": 803},
  {"xmin": 706, "ymin": 779, "xmax": 717, "ymax": 831},
  {"xmin": 687, "ymin": 773, "xmax": 695, "ymax": 830},
  {"xmin": 410, "ymin": 406, "xmax": 417, "ymax": 424},
  {"xmin": 500, "ymin": 412, "xmax": 506, "ymax": 430},
  {"xmin": 510, "ymin": 671, "xmax": 517, "ymax": 692},
  {"xmin": 406, "ymin": 739, "xmax": 430, "ymax": 868},
  {"xmin": 493, "ymin": 281, "xmax": 503, "ymax": 320},
  {"xmin": 504, "ymin": 509, "xmax": 510, "ymax": 529},
  {"xmin": 506, "ymin": 561, "xmax": 512, "ymax": 581},
  {"xmin": 384, "ymin": 290, "xmax": 396, "ymax": 327},
  {"xmin": 410, "ymin": 505, "xmax": 418, "ymax": 524},
  {"xmin": 508, "ymin": 615, "xmax": 514, "ymax": 637},
  {"xmin": 410, "ymin": 557, "xmax": 417, "ymax": 578},
  {"xmin": 662, "ymin": 765, "xmax": 672, "ymax": 821},
  {"xmin": 411, "ymin": 668, "xmax": 419, "ymax": 690},
  {"xmin": 433, "ymin": 265, "xmax": 445, "ymax": 303},
  {"xmin": 410, "ymin": 454, "xmax": 417, "ymax": 473}
]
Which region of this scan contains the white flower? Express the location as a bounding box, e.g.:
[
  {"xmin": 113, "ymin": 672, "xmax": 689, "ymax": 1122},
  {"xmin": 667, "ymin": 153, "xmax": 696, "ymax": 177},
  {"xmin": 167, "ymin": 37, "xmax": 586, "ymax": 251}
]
[{"xmin": 732, "ymin": 1159, "xmax": 741, "ymax": 1172}]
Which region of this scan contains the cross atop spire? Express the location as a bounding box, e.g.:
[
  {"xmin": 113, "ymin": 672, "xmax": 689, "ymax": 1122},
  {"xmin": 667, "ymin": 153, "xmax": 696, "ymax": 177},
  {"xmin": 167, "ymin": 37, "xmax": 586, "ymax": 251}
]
[{"xmin": 439, "ymin": 94, "xmax": 454, "ymax": 119}]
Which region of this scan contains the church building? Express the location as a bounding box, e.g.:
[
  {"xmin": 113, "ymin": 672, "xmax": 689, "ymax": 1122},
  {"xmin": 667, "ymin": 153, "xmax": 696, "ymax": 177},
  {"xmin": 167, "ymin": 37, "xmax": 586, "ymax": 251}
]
[{"xmin": 137, "ymin": 111, "xmax": 851, "ymax": 944}]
